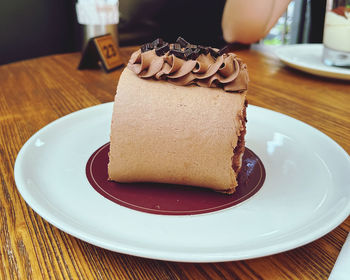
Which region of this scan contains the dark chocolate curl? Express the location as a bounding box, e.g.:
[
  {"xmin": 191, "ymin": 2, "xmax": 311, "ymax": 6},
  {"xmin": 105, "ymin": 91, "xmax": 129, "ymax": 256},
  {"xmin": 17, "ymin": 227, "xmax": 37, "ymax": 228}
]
[
  {"xmin": 155, "ymin": 43, "xmax": 170, "ymax": 56},
  {"xmin": 176, "ymin": 37, "xmax": 190, "ymax": 48},
  {"xmin": 169, "ymin": 49, "xmax": 185, "ymax": 59},
  {"xmin": 152, "ymin": 38, "xmax": 164, "ymax": 48}
]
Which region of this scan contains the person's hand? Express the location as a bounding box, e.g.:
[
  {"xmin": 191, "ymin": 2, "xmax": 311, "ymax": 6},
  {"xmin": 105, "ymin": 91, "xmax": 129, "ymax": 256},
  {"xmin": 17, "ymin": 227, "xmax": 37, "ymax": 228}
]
[{"xmin": 222, "ymin": 0, "xmax": 291, "ymax": 44}]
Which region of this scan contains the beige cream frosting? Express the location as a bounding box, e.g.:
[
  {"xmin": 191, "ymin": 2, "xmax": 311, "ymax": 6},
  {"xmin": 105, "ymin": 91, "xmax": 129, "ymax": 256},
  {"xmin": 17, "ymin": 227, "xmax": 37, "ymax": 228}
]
[{"xmin": 127, "ymin": 49, "xmax": 249, "ymax": 92}]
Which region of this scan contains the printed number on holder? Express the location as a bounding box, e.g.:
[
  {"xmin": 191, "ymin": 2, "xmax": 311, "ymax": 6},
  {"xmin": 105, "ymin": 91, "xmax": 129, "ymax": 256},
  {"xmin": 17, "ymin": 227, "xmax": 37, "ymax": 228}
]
[{"xmin": 94, "ymin": 35, "xmax": 123, "ymax": 72}]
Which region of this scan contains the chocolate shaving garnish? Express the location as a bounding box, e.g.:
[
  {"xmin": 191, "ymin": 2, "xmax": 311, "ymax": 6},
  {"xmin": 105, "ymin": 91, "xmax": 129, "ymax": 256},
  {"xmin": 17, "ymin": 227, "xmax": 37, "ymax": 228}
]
[
  {"xmin": 184, "ymin": 48, "xmax": 200, "ymax": 60},
  {"xmin": 209, "ymin": 48, "xmax": 219, "ymax": 58},
  {"xmin": 155, "ymin": 43, "xmax": 170, "ymax": 56},
  {"xmin": 186, "ymin": 48, "xmax": 200, "ymax": 60},
  {"xmin": 170, "ymin": 49, "xmax": 185, "ymax": 59},
  {"xmin": 176, "ymin": 37, "xmax": 190, "ymax": 48},
  {"xmin": 193, "ymin": 48, "xmax": 201, "ymax": 58},
  {"xmin": 184, "ymin": 48, "xmax": 193, "ymax": 60},
  {"xmin": 152, "ymin": 38, "xmax": 164, "ymax": 48},
  {"xmin": 218, "ymin": 45, "xmax": 230, "ymax": 56},
  {"xmin": 198, "ymin": 45, "xmax": 209, "ymax": 55},
  {"xmin": 173, "ymin": 43, "xmax": 182, "ymax": 51},
  {"xmin": 187, "ymin": 44, "xmax": 197, "ymax": 50},
  {"xmin": 141, "ymin": 43, "xmax": 153, "ymax": 53}
]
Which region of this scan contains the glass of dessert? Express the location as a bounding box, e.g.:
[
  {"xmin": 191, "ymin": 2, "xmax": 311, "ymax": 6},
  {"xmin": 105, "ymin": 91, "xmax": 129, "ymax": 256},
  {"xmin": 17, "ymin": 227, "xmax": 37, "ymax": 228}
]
[{"xmin": 322, "ymin": 0, "xmax": 350, "ymax": 67}]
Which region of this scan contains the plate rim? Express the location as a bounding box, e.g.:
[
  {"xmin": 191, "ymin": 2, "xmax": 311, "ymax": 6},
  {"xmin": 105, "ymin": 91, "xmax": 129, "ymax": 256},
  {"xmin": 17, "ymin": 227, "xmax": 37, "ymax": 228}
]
[
  {"xmin": 14, "ymin": 102, "xmax": 350, "ymax": 262},
  {"xmin": 275, "ymin": 43, "xmax": 350, "ymax": 80}
]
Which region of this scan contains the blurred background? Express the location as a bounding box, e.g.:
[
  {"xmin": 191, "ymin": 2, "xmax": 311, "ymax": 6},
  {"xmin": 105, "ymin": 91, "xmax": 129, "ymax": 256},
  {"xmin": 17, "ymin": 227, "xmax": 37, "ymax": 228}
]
[{"xmin": 0, "ymin": 0, "xmax": 326, "ymax": 65}]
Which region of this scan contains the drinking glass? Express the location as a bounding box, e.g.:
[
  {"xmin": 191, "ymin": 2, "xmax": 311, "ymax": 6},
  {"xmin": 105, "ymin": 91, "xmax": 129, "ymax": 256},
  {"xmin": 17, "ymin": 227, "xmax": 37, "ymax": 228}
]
[{"xmin": 322, "ymin": 0, "xmax": 350, "ymax": 67}]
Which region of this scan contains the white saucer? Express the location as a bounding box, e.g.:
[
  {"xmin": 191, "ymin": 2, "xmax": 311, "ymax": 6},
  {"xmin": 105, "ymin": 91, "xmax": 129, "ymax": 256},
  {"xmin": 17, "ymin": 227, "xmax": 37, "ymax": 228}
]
[
  {"xmin": 14, "ymin": 103, "xmax": 350, "ymax": 262},
  {"xmin": 275, "ymin": 44, "xmax": 350, "ymax": 80}
]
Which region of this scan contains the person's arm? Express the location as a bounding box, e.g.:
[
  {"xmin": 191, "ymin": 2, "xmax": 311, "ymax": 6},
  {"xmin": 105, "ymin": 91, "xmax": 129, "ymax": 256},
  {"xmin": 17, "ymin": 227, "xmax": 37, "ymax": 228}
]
[{"xmin": 221, "ymin": 0, "xmax": 291, "ymax": 44}]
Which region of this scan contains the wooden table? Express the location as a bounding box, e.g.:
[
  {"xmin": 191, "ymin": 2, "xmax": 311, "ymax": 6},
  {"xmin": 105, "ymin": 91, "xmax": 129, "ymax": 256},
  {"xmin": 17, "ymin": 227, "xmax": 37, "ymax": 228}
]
[{"xmin": 1, "ymin": 46, "xmax": 349, "ymax": 279}]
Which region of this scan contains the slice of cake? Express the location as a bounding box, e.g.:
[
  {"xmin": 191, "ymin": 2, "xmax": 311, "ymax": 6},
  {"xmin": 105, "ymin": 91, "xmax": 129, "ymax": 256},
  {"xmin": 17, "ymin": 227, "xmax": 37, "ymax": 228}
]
[{"xmin": 108, "ymin": 37, "xmax": 248, "ymax": 194}]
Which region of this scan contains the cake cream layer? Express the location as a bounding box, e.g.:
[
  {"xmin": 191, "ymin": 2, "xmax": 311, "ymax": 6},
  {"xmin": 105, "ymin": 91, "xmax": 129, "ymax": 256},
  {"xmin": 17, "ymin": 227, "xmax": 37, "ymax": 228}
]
[{"xmin": 108, "ymin": 68, "xmax": 246, "ymax": 193}]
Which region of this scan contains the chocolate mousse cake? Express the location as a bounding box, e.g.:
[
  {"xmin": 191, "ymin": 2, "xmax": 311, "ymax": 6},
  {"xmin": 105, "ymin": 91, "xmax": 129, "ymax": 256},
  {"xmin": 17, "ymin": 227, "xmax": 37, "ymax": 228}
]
[{"xmin": 108, "ymin": 37, "xmax": 249, "ymax": 194}]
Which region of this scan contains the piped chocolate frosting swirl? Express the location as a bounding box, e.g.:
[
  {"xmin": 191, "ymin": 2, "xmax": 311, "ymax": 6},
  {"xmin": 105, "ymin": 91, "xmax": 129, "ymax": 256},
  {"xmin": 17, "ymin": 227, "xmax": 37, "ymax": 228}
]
[{"xmin": 127, "ymin": 37, "xmax": 249, "ymax": 93}]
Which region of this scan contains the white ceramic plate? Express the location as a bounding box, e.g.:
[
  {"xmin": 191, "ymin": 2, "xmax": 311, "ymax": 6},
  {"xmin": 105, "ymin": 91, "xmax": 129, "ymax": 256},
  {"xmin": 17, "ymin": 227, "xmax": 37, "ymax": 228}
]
[
  {"xmin": 275, "ymin": 44, "xmax": 350, "ymax": 80},
  {"xmin": 14, "ymin": 103, "xmax": 350, "ymax": 262}
]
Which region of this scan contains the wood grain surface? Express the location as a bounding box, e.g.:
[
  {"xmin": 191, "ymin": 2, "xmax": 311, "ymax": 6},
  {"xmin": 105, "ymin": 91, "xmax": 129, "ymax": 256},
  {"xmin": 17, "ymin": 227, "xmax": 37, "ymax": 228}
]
[{"xmin": 1, "ymin": 46, "xmax": 349, "ymax": 280}]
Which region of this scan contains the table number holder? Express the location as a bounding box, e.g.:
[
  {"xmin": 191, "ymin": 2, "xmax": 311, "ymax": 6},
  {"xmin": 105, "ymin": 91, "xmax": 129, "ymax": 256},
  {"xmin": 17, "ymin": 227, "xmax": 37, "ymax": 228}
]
[{"xmin": 78, "ymin": 34, "xmax": 124, "ymax": 73}]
